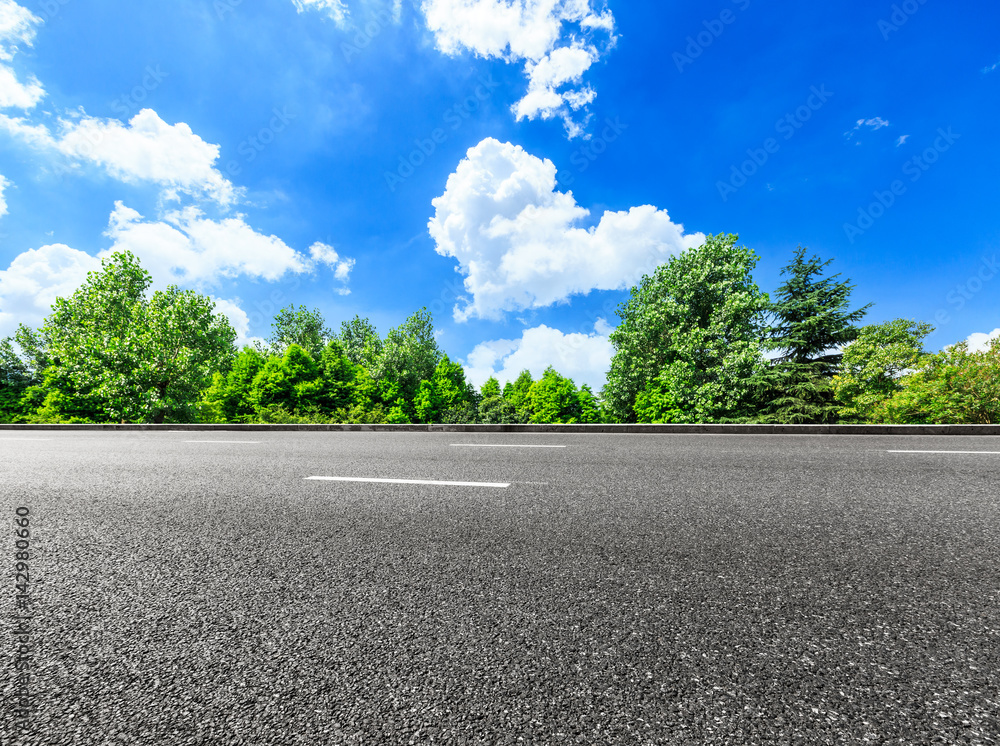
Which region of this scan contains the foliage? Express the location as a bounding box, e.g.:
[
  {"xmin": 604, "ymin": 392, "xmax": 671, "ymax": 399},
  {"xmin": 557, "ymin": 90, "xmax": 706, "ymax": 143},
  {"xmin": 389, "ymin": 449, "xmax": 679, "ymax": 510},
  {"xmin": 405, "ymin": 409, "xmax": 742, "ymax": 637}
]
[
  {"xmin": 527, "ymin": 367, "xmax": 583, "ymax": 424},
  {"xmin": 199, "ymin": 346, "xmax": 267, "ymax": 423},
  {"xmin": 268, "ymin": 305, "xmax": 331, "ymax": 358},
  {"xmin": 504, "ymin": 370, "xmax": 535, "ymax": 421},
  {"xmin": 834, "ymin": 319, "xmax": 934, "ymax": 422},
  {"xmin": 604, "ymin": 233, "xmax": 769, "ymax": 423},
  {"xmin": 36, "ymin": 252, "xmax": 236, "ymax": 423},
  {"xmin": 337, "ymin": 315, "xmax": 383, "ymax": 370},
  {"xmin": 369, "ymin": 308, "xmax": 441, "ymax": 412},
  {"xmin": 872, "ymin": 337, "xmax": 1000, "ymax": 424},
  {"xmin": 752, "ymin": 246, "xmax": 872, "ymax": 424},
  {"xmin": 413, "ymin": 355, "xmax": 474, "ymax": 423}
]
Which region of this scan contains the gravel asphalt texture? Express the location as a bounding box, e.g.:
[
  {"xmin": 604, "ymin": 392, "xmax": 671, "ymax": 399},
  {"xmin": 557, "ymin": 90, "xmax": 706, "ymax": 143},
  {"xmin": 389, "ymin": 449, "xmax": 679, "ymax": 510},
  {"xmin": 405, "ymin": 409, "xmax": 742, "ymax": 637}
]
[{"xmin": 1, "ymin": 432, "xmax": 998, "ymax": 745}]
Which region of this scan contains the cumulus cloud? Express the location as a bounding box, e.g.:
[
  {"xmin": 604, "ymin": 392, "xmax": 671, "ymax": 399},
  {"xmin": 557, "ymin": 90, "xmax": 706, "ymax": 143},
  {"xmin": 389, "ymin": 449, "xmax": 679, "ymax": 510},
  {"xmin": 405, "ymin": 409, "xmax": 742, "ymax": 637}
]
[
  {"xmin": 966, "ymin": 328, "xmax": 1000, "ymax": 352},
  {"xmin": 0, "ymin": 0, "xmax": 44, "ymax": 110},
  {"xmin": 209, "ymin": 296, "xmax": 267, "ymax": 348},
  {"xmin": 0, "ymin": 108, "xmax": 240, "ymax": 206},
  {"xmin": 463, "ymin": 320, "xmax": 614, "ymax": 390},
  {"xmin": 421, "ymin": 0, "xmax": 615, "ymax": 138},
  {"xmin": 103, "ymin": 202, "xmax": 354, "ymax": 293},
  {"xmin": 429, "ymin": 138, "xmax": 704, "ymax": 321},
  {"xmin": 0, "ymin": 242, "xmax": 100, "ymax": 336},
  {"xmin": 292, "ymin": 0, "xmax": 350, "ymax": 26},
  {"xmin": 0, "ymin": 173, "xmax": 8, "ymax": 217}
]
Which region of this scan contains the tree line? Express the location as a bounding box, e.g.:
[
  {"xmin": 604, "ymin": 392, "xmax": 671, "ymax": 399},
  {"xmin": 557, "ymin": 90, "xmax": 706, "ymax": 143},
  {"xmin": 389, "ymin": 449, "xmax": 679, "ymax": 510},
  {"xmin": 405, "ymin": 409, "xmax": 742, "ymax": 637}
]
[{"xmin": 1, "ymin": 240, "xmax": 997, "ymax": 425}]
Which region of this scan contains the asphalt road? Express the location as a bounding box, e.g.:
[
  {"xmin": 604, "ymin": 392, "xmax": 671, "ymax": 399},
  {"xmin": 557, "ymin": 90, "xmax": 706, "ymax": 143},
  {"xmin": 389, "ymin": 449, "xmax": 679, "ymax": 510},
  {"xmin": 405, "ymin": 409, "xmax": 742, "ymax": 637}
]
[{"xmin": 1, "ymin": 432, "xmax": 998, "ymax": 745}]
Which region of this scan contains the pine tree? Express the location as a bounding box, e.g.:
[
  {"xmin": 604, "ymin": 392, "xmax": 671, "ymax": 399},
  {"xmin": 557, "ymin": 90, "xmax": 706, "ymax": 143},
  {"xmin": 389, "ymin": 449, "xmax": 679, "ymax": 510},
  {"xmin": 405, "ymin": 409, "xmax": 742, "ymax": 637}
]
[{"xmin": 753, "ymin": 246, "xmax": 872, "ymax": 423}]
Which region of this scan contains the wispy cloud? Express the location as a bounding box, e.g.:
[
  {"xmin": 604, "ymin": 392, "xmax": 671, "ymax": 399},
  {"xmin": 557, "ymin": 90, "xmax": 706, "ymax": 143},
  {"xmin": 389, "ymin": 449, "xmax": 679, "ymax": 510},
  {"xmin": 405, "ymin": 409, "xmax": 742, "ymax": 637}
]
[
  {"xmin": 896, "ymin": 134, "xmax": 909, "ymax": 147},
  {"xmin": 846, "ymin": 116, "xmax": 891, "ymax": 141},
  {"xmin": 983, "ymin": 59, "xmax": 999, "ymax": 74}
]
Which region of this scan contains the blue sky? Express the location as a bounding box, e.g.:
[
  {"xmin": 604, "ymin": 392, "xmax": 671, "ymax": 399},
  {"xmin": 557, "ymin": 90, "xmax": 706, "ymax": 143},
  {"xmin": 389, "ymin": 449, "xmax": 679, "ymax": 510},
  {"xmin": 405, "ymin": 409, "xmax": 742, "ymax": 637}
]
[{"xmin": 0, "ymin": 0, "xmax": 997, "ymax": 389}]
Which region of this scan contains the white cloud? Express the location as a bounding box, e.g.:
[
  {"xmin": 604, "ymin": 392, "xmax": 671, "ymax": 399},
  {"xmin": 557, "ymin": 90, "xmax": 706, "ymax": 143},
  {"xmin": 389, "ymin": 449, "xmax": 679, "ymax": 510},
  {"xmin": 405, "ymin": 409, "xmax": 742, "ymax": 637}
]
[
  {"xmin": 309, "ymin": 241, "xmax": 355, "ymax": 293},
  {"xmin": 103, "ymin": 202, "xmax": 354, "ymax": 294},
  {"xmin": 0, "ymin": 173, "xmax": 8, "ymax": 217},
  {"xmin": 895, "ymin": 134, "xmax": 909, "ymax": 147},
  {"xmin": 0, "ymin": 242, "xmax": 100, "ymax": 336},
  {"xmin": 209, "ymin": 297, "xmax": 266, "ymax": 348},
  {"xmin": 966, "ymin": 328, "xmax": 1000, "ymax": 353},
  {"xmin": 0, "ymin": 0, "xmax": 44, "ymax": 110},
  {"xmin": 292, "ymin": 0, "xmax": 349, "ymax": 27},
  {"xmin": 464, "ymin": 320, "xmax": 614, "ymax": 390},
  {"xmin": 0, "ymin": 61, "xmax": 42, "ymax": 109},
  {"xmin": 0, "ymin": 0, "xmax": 38, "ymax": 60},
  {"xmin": 58, "ymin": 109, "xmax": 239, "ymax": 206},
  {"xmin": 429, "ymin": 138, "xmax": 704, "ymax": 321},
  {"xmin": 0, "ymin": 108, "xmax": 239, "ymax": 205},
  {"xmin": 846, "ymin": 117, "xmax": 891, "ymax": 140},
  {"xmin": 983, "ymin": 59, "xmax": 999, "ymax": 74},
  {"xmin": 421, "ymin": 0, "xmax": 615, "ymax": 138}
]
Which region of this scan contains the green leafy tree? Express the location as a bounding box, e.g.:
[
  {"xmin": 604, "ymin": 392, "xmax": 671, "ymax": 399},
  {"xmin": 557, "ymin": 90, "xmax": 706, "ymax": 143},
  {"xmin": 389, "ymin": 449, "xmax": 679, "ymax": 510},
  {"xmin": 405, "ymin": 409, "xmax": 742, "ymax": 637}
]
[
  {"xmin": 576, "ymin": 384, "xmax": 603, "ymax": 424},
  {"xmin": 413, "ymin": 354, "xmax": 473, "ymax": 423},
  {"xmin": 873, "ymin": 337, "xmax": 1000, "ymax": 424},
  {"xmin": 268, "ymin": 305, "xmax": 332, "ymax": 359},
  {"xmin": 480, "ymin": 377, "xmax": 502, "ymax": 400},
  {"xmin": 338, "ymin": 316, "xmax": 383, "ymax": 370},
  {"xmin": 37, "ymin": 252, "xmax": 236, "ymax": 423},
  {"xmin": 604, "ymin": 234, "xmax": 769, "ymax": 423},
  {"xmin": 318, "ymin": 339, "xmax": 360, "ymax": 412},
  {"xmin": 753, "ymin": 246, "xmax": 872, "ymax": 423},
  {"xmin": 527, "ymin": 367, "xmax": 583, "ymax": 424},
  {"xmin": 249, "ymin": 344, "xmax": 323, "ymax": 415},
  {"xmin": 199, "ymin": 346, "xmax": 267, "ymax": 423},
  {"xmin": 504, "ymin": 370, "xmax": 535, "ymax": 421},
  {"xmin": 834, "ymin": 319, "xmax": 934, "ymax": 422},
  {"xmin": 0, "ymin": 337, "xmax": 34, "ymax": 421},
  {"xmin": 370, "ymin": 308, "xmax": 441, "ymax": 413}
]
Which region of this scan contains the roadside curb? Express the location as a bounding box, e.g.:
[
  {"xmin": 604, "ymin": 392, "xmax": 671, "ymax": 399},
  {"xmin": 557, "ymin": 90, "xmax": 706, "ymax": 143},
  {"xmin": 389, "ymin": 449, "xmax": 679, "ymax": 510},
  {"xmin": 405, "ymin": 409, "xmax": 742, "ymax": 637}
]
[{"xmin": 1, "ymin": 424, "xmax": 999, "ymax": 435}]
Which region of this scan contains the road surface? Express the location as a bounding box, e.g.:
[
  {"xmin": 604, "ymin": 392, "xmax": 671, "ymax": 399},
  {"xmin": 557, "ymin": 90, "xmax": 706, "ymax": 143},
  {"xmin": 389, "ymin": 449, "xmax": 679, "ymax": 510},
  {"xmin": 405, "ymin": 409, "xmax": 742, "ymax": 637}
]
[{"xmin": 1, "ymin": 432, "xmax": 998, "ymax": 744}]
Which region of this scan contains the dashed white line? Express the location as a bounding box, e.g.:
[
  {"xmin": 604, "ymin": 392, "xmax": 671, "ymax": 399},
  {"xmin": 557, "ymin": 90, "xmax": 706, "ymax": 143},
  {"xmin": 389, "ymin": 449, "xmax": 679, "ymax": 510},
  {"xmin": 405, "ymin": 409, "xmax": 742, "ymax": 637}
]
[
  {"xmin": 305, "ymin": 476, "xmax": 510, "ymax": 488},
  {"xmin": 888, "ymin": 450, "xmax": 1000, "ymax": 455},
  {"xmin": 185, "ymin": 440, "xmax": 261, "ymax": 444},
  {"xmin": 0, "ymin": 438, "xmax": 52, "ymax": 441},
  {"xmin": 450, "ymin": 444, "xmax": 567, "ymax": 449}
]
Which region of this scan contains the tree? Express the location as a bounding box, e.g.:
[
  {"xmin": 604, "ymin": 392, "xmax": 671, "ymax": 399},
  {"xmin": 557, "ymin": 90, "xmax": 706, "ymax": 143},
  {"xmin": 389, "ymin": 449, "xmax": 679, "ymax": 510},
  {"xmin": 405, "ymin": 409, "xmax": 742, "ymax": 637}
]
[
  {"xmin": 269, "ymin": 305, "xmax": 331, "ymax": 359},
  {"xmin": 250, "ymin": 344, "xmax": 323, "ymax": 414},
  {"xmin": 37, "ymin": 252, "xmax": 236, "ymax": 423},
  {"xmin": 604, "ymin": 234, "xmax": 769, "ymax": 423},
  {"xmin": 199, "ymin": 346, "xmax": 267, "ymax": 423},
  {"xmin": 873, "ymin": 337, "xmax": 1000, "ymax": 424},
  {"xmin": 527, "ymin": 367, "xmax": 583, "ymax": 424},
  {"xmin": 834, "ymin": 319, "xmax": 933, "ymax": 422},
  {"xmin": 504, "ymin": 370, "xmax": 535, "ymax": 421},
  {"xmin": 480, "ymin": 377, "xmax": 502, "ymax": 400},
  {"xmin": 413, "ymin": 355, "xmax": 473, "ymax": 423},
  {"xmin": 0, "ymin": 337, "xmax": 33, "ymax": 421},
  {"xmin": 370, "ymin": 308, "xmax": 441, "ymax": 411},
  {"xmin": 338, "ymin": 315, "xmax": 382, "ymax": 370},
  {"xmin": 576, "ymin": 384, "xmax": 604, "ymax": 424},
  {"xmin": 318, "ymin": 339, "xmax": 360, "ymax": 412},
  {"xmin": 752, "ymin": 246, "xmax": 872, "ymax": 423}
]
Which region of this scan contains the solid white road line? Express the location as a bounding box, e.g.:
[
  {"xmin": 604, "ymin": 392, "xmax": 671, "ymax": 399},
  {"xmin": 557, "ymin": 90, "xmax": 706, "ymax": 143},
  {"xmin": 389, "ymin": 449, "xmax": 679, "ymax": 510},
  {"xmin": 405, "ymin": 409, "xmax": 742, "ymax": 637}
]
[
  {"xmin": 0, "ymin": 438, "xmax": 52, "ymax": 441},
  {"xmin": 450, "ymin": 444, "xmax": 567, "ymax": 448},
  {"xmin": 888, "ymin": 450, "xmax": 1000, "ymax": 455},
  {"xmin": 305, "ymin": 476, "xmax": 510, "ymax": 488}
]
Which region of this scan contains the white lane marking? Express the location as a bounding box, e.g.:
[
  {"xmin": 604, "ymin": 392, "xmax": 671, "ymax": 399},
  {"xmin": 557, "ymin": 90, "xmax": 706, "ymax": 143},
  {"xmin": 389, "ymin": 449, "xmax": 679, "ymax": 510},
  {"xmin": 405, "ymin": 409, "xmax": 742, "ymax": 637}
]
[
  {"xmin": 888, "ymin": 450, "xmax": 1000, "ymax": 455},
  {"xmin": 185, "ymin": 440, "xmax": 261, "ymax": 444},
  {"xmin": 305, "ymin": 476, "xmax": 510, "ymax": 488},
  {"xmin": 0, "ymin": 438, "xmax": 52, "ymax": 441},
  {"xmin": 450, "ymin": 444, "xmax": 567, "ymax": 448}
]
